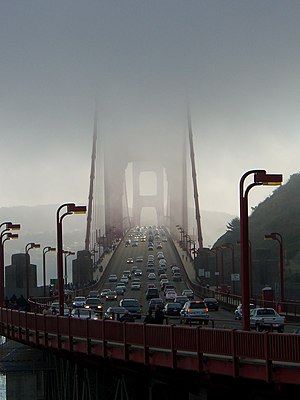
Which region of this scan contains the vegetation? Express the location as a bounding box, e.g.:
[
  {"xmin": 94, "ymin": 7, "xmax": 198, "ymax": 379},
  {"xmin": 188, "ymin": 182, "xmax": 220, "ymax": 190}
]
[{"xmin": 212, "ymin": 172, "xmax": 300, "ymax": 291}]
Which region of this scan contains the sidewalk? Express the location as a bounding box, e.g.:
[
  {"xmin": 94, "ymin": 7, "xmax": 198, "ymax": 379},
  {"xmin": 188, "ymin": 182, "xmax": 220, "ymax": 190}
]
[
  {"xmin": 93, "ymin": 250, "xmax": 114, "ymax": 282},
  {"xmin": 173, "ymin": 241, "xmax": 198, "ymax": 285}
]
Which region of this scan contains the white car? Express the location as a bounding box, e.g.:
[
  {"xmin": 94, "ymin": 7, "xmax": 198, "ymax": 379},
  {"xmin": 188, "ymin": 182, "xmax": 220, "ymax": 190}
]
[
  {"xmin": 72, "ymin": 296, "xmax": 86, "ymax": 308},
  {"xmin": 108, "ymin": 274, "xmax": 118, "ymax": 282},
  {"xmin": 148, "ymin": 272, "xmax": 156, "ymax": 280},
  {"xmin": 71, "ymin": 308, "xmax": 98, "ymax": 319}
]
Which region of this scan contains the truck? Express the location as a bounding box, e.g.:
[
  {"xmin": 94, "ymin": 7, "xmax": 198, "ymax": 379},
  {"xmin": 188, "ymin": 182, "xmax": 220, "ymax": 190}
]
[{"xmin": 249, "ymin": 307, "xmax": 285, "ymax": 332}]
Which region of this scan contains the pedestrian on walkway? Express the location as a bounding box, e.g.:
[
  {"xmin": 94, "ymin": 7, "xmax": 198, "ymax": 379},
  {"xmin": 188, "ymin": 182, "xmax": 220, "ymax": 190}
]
[
  {"xmin": 154, "ymin": 306, "xmax": 165, "ymax": 324},
  {"xmin": 144, "ymin": 309, "xmax": 155, "ymax": 324}
]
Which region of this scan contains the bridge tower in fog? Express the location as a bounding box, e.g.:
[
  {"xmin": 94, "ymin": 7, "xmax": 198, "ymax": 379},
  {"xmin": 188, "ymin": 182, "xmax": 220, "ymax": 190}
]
[{"xmin": 85, "ymin": 111, "xmax": 203, "ymax": 251}]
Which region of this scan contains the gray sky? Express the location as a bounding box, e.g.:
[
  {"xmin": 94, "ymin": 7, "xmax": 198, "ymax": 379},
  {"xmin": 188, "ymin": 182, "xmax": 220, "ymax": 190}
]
[{"xmin": 1, "ymin": 1, "xmax": 299, "ymax": 218}]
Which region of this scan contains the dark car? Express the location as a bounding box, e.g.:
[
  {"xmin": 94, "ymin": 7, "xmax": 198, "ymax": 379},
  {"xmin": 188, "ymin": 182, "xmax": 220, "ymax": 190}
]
[
  {"xmin": 163, "ymin": 302, "xmax": 182, "ymax": 316},
  {"xmin": 148, "ymin": 297, "xmax": 164, "ymax": 311},
  {"xmin": 203, "ymin": 297, "xmax": 219, "ymax": 311},
  {"xmin": 119, "ymin": 298, "xmax": 142, "ymax": 319},
  {"xmin": 146, "ymin": 287, "xmax": 159, "ymax": 301}
]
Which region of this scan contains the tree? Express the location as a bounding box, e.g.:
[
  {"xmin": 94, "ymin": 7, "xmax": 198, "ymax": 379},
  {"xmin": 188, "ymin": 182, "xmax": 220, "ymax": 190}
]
[{"xmin": 226, "ymin": 217, "xmax": 240, "ymax": 233}]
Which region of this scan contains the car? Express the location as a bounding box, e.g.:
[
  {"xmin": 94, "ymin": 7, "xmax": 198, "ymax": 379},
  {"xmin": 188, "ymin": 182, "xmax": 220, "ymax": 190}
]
[
  {"xmin": 71, "ymin": 308, "xmax": 98, "ymax": 319},
  {"xmin": 84, "ymin": 297, "xmax": 103, "ymax": 312},
  {"xmin": 146, "ymin": 265, "xmax": 155, "ymax": 273},
  {"xmin": 50, "ymin": 302, "xmax": 70, "ymax": 316},
  {"xmin": 249, "ymin": 307, "xmax": 285, "ymax": 332},
  {"xmin": 148, "ymin": 272, "xmax": 156, "ymax": 280},
  {"xmin": 104, "ymin": 306, "xmax": 128, "ymax": 321},
  {"xmin": 203, "ymin": 297, "xmax": 219, "ymax": 311},
  {"xmin": 164, "ymin": 284, "xmax": 175, "ymax": 293},
  {"xmin": 136, "ymin": 256, "xmax": 144, "ymax": 262},
  {"xmin": 134, "ymin": 269, "xmax": 143, "ymax": 276},
  {"xmin": 122, "ymin": 270, "xmax": 131, "ymax": 279},
  {"xmin": 180, "ymin": 300, "xmax": 210, "ymax": 325},
  {"xmin": 173, "ymin": 273, "xmax": 182, "ymax": 282},
  {"xmin": 146, "ymin": 287, "xmax": 159, "ymax": 301},
  {"xmin": 72, "ymin": 296, "xmax": 86, "ymax": 308},
  {"xmin": 120, "ymin": 276, "xmax": 129, "ymax": 284},
  {"xmin": 182, "ymin": 289, "xmax": 194, "ymax": 299},
  {"xmin": 160, "ymin": 279, "xmax": 169, "ymax": 290},
  {"xmin": 234, "ymin": 303, "xmax": 256, "ymax": 320},
  {"xmin": 174, "ymin": 295, "xmax": 189, "ymax": 307},
  {"xmin": 119, "ymin": 298, "xmax": 142, "ymax": 319},
  {"xmin": 147, "ymin": 283, "xmax": 156, "ymax": 289},
  {"xmin": 100, "ymin": 288, "xmax": 112, "ymax": 298},
  {"xmin": 105, "ymin": 290, "xmax": 118, "ymax": 301},
  {"xmin": 87, "ymin": 290, "xmax": 100, "ymax": 298},
  {"xmin": 171, "ymin": 265, "xmax": 180, "ymax": 273},
  {"xmin": 148, "ymin": 297, "xmax": 164, "ymax": 311},
  {"xmin": 163, "ymin": 302, "xmax": 182, "ymax": 316},
  {"xmin": 108, "ymin": 274, "xmax": 118, "ymax": 282},
  {"xmin": 165, "ymin": 289, "xmax": 177, "ymax": 302},
  {"xmin": 116, "ymin": 283, "xmax": 127, "ymax": 292},
  {"xmin": 130, "ymin": 281, "xmax": 141, "ymax": 290},
  {"xmin": 158, "ymin": 268, "xmax": 166, "ymax": 276},
  {"xmin": 115, "ymin": 285, "xmax": 125, "ymax": 295},
  {"xmin": 127, "ymin": 257, "xmax": 134, "ymax": 264}
]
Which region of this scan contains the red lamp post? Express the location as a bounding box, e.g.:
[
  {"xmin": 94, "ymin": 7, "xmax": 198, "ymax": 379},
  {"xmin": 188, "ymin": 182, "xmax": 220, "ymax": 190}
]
[
  {"xmin": 0, "ymin": 222, "xmax": 20, "ymax": 306},
  {"xmin": 63, "ymin": 250, "xmax": 75, "ymax": 288},
  {"xmin": 240, "ymin": 169, "xmax": 282, "ymax": 330},
  {"xmin": 264, "ymin": 232, "xmax": 284, "ymax": 304},
  {"xmin": 42, "ymin": 246, "xmax": 56, "ymax": 298},
  {"xmin": 57, "ymin": 203, "xmax": 86, "ymax": 316},
  {"xmin": 25, "ymin": 242, "xmax": 40, "ymax": 299}
]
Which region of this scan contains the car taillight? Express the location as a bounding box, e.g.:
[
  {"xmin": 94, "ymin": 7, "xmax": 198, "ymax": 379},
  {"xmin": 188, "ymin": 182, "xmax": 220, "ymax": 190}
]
[
  {"xmin": 205, "ymin": 307, "xmax": 209, "ymax": 312},
  {"xmin": 187, "ymin": 307, "xmax": 191, "ymax": 313}
]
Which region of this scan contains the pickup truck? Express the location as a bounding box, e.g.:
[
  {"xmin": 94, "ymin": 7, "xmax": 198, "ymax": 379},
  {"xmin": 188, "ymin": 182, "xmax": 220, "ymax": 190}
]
[{"xmin": 249, "ymin": 307, "xmax": 285, "ymax": 332}]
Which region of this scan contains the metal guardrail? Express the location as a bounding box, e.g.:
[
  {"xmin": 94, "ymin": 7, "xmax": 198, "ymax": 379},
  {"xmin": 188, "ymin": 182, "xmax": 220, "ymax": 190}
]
[{"xmin": 1, "ymin": 307, "xmax": 300, "ymax": 387}]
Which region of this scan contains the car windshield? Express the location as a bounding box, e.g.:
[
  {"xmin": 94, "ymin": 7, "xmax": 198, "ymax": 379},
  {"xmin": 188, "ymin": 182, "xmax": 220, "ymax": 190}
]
[{"xmin": 86, "ymin": 298, "xmax": 101, "ymax": 305}]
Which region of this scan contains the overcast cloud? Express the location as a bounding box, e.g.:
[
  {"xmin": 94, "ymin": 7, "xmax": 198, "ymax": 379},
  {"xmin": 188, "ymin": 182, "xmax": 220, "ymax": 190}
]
[{"xmin": 1, "ymin": 1, "xmax": 299, "ymax": 219}]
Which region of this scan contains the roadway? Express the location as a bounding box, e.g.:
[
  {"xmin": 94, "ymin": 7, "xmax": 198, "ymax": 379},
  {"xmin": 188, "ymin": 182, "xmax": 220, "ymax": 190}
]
[{"xmin": 92, "ymin": 226, "xmax": 242, "ymax": 327}]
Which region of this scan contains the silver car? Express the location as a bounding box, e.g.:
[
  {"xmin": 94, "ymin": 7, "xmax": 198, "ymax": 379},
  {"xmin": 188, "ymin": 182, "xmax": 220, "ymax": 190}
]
[{"xmin": 180, "ymin": 301, "xmax": 209, "ymax": 325}]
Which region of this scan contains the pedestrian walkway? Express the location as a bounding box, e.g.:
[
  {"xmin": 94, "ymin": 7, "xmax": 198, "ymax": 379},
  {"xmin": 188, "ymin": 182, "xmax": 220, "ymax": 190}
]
[{"xmin": 173, "ymin": 241, "xmax": 198, "ymax": 285}]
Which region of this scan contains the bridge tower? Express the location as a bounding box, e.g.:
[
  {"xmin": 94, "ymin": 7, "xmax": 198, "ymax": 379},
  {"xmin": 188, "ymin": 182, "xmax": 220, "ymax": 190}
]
[{"xmin": 87, "ymin": 113, "xmax": 202, "ymax": 246}]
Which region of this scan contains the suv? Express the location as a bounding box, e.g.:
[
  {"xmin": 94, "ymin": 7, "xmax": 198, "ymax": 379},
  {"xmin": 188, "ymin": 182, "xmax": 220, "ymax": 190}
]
[
  {"xmin": 146, "ymin": 287, "xmax": 159, "ymax": 301},
  {"xmin": 119, "ymin": 298, "xmax": 142, "ymax": 319},
  {"xmin": 180, "ymin": 300, "xmax": 210, "ymax": 325}
]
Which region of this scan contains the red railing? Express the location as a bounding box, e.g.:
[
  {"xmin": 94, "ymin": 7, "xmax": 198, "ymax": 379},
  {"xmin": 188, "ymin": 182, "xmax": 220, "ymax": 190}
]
[{"xmin": 1, "ymin": 307, "xmax": 300, "ymax": 386}]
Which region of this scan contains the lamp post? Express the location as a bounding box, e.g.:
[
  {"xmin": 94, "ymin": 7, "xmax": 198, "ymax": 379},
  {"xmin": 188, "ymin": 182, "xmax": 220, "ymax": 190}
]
[
  {"xmin": 240, "ymin": 169, "xmax": 282, "ymax": 330},
  {"xmin": 264, "ymin": 232, "xmax": 284, "ymax": 304},
  {"xmin": 25, "ymin": 242, "xmax": 40, "ymax": 299},
  {"xmin": 210, "ymin": 248, "xmax": 219, "ymax": 288},
  {"xmin": 0, "ymin": 224, "xmax": 20, "ymax": 306},
  {"xmin": 42, "ymin": 246, "xmax": 56, "ymax": 298},
  {"xmin": 63, "ymin": 250, "xmax": 75, "ymax": 288},
  {"xmin": 57, "ymin": 203, "xmax": 86, "ymax": 316},
  {"xmin": 222, "ymin": 243, "xmax": 235, "ymax": 294}
]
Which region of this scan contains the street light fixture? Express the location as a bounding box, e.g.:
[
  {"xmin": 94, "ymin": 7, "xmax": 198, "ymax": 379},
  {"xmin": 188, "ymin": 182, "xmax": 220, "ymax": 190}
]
[
  {"xmin": 25, "ymin": 242, "xmax": 40, "ymax": 299},
  {"xmin": 57, "ymin": 203, "xmax": 86, "ymax": 316},
  {"xmin": 63, "ymin": 250, "xmax": 75, "ymax": 288},
  {"xmin": 42, "ymin": 246, "xmax": 56, "ymax": 298},
  {"xmin": 0, "ymin": 222, "xmax": 21, "ymax": 306},
  {"xmin": 264, "ymin": 232, "xmax": 284, "ymax": 304},
  {"xmin": 240, "ymin": 169, "xmax": 282, "ymax": 330}
]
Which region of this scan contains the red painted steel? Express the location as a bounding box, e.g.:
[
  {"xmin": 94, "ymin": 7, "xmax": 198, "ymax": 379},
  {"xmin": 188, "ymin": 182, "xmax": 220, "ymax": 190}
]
[{"xmin": 1, "ymin": 308, "xmax": 300, "ymax": 386}]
